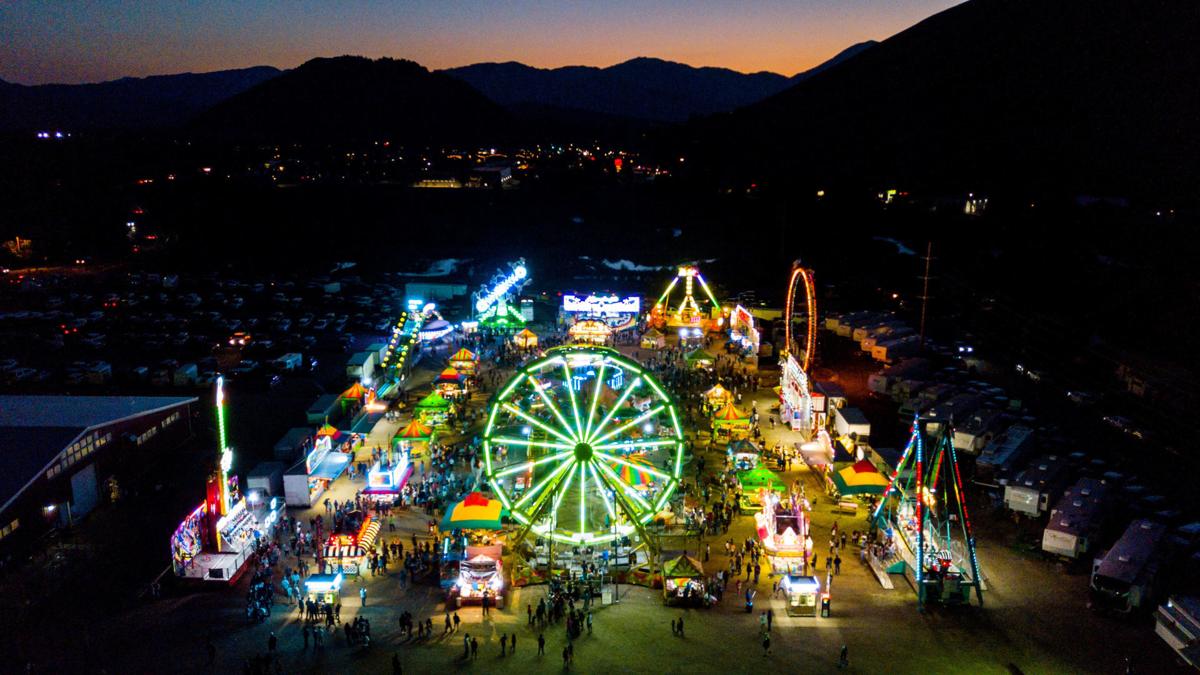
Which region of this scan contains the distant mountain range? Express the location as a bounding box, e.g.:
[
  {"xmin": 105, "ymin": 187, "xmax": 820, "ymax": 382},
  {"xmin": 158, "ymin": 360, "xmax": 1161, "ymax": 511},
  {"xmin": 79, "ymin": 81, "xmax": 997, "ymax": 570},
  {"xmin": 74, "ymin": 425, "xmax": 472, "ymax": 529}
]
[
  {"xmin": 688, "ymin": 0, "xmax": 1200, "ymax": 199},
  {"xmin": 190, "ymin": 56, "xmax": 510, "ymax": 143},
  {"xmin": 442, "ymin": 43, "xmax": 874, "ymax": 122},
  {"xmin": 0, "ymin": 44, "xmax": 875, "ymax": 133},
  {"xmin": 0, "ymin": 66, "xmax": 280, "ymax": 132}
]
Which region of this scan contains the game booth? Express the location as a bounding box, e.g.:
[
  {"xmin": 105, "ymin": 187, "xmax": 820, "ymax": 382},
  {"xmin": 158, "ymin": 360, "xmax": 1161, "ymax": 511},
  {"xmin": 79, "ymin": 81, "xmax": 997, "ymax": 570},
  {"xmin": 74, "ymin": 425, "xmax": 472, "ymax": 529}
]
[
  {"xmin": 703, "ymin": 383, "xmax": 733, "ymax": 411},
  {"xmin": 640, "ymin": 328, "xmax": 666, "ymax": 350},
  {"xmin": 363, "ymin": 446, "xmax": 413, "ymax": 502},
  {"xmin": 512, "ymin": 328, "xmax": 538, "ymax": 350},
  {"xmin": 434, "ymin": 366, "xmax": 468, "ymax": 399},
  {"xmin": 323, "ymin": 512, "xmax": 382, "ymax": 576},
  {"xmin": 283, "ymin": 434, "xmax": 351, "ymax": 507},
  {"xmin": 828, "ymin": 460, "xmax": 889, "ymax": 514},
  {"xmin": 737, "ymin": 464, "xmax": 786, "ymax": 513},
  {"xmin": 662, "ymin": 554, "xmax": 709, "ymax": 607},
  {"xmin": 450, "ymin": 544, "xmax": 505, "ymax": 608},
  {"xmin": 394, "ymin": 418, "xmax": 436, "ymax": 458},
  {"xmin": 448, "ymin": 347, "xmax": 478, "ymax": 375},
  {"xmin": 710, "ymin": 402, "xmax": 751, "ymax": 445},
  {"xmin": 685, "ymin": 347, "xmax": 715, "ymax": 370},
  {"xmin": 415, "ymin": 391, "xmax": 454, "ymax": 427},
  {"xmin": 568, "ymin": 319, "xmax": 613, "ymax": 345},
  {"xmin": 727, "ymin": 439, "xmax": 762, "ymax": 471},
  {"xmin": 304, "ymin": 573, "xmax": 344, "ymax": 605}
]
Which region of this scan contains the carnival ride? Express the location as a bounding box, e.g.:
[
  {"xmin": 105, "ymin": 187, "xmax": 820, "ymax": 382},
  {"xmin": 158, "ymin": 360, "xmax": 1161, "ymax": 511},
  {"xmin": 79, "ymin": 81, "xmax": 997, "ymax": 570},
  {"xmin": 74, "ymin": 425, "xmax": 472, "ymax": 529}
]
[
  {"xmin": 483, "ymin": 346, "xmax": 685, "ymax": 551},
  {"xmin": 872, "ymin": 417, "xmax": 985, "ymax": 609},
  {"xmin": 651, "ymin": 265, "xmax": 721, "ymax": 329},
  {"xmin": 474, "ymin": 259, "xmax": 530, "ymax": 329},
  {"xmin": 783, "ymin": 262, "xmax": 818, "ymax": 372}
]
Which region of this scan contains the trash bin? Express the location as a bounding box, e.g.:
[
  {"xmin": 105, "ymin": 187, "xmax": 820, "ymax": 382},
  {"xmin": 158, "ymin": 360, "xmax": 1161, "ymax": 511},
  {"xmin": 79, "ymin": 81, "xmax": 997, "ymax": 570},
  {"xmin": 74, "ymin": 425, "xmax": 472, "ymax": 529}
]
[{"xmin": 820, "ymin": 594, "xmax": 831, "ymax": 617}]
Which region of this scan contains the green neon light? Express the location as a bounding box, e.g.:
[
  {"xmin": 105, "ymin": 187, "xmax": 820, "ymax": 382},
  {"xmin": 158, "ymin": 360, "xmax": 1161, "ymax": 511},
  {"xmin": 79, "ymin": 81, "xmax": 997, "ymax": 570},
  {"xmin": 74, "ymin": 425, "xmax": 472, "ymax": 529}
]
[
  {"xmin": 594, "ymin": 449, "xmax": 673, "ymax": 481},
  {"xmin": 215, "ymin": 377, "xmax": 228, "ymax": 452},
  {"xmin": 561, "ymin": 362, "xmax": 584, "ymax": 437},
  {"xmin": 655, "ymin": 276, "xmax": 678, "ymax": 308},
  {"xmin": 501, "ymin": 402, "xmax": 577, "ymax": 445},
  {"xmin": 497, "ymin": 372, "xmax": 526, "ymax": 402},
  {"xmin": 552, "ymin": 461, "xmax": 577, "ymax": 513},
  {"xmin": 514, "ymin": 457, "xmax": 576, "ymax": 509},
  {"xmin": 590, "ymin": 405, "xmax": 665, "ymax": 446},
  {"xmin": 488, "ymin": 438, "xmax": 575, "ymax": 451},
  {"xmin": 578, "ymin": 462, "xmax": 588, "ymax": 534},
  {"xmin": 593, "ymin": 438, "xmax": 678, "ymax": 451},
  {"xmin": 527, "ymin": 374, "xmax": 575, "ymax": 439},
  {"xmin": 584, "ymin": 361, "xmax": 607, "ymax": 439},
  {"xmin": 588, "ymin": 461, "xmax": 618, "ymax": 520},
  {"xmin": 586, "ymin": 376, "xmax": 641, "ymax": 444},
  {"xmin": 493, "ymin": 450, "xmax": 574, "ymax": 477}
]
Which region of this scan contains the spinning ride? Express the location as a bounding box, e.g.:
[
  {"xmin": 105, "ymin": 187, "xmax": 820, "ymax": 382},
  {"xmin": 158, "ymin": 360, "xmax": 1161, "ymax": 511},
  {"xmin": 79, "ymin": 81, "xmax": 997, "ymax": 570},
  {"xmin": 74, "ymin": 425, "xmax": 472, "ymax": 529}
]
[
  {"xmin": 872, "ymin": 417, "xmax": 984, "ymax": 609},
  {"xmin": 651, "ymin": 265, "xmax": 721, "ymax": 328},
  {"xmin": 483, "ymin": 346, "xmax": 684, "ymax": 546}
]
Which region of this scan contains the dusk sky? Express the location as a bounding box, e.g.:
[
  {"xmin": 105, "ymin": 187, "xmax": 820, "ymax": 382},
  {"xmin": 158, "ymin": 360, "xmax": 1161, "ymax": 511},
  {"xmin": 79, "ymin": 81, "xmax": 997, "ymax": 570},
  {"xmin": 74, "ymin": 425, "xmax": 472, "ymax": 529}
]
[{"xmin": 1, "ymin": 0, "xmax": 960, "ymax": 85}]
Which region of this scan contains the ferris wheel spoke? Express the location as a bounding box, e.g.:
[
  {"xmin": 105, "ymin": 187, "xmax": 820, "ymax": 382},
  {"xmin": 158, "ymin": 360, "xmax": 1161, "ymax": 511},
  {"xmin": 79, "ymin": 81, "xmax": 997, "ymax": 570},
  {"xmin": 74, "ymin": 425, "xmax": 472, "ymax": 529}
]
[
  {"xmin": 560, "ymin": 362, "xmax": 584, "ymax": 436},
  {"xmin": 593, "ymin": 458, "xmax": 654, "ymax": 512},
  {"xmin": 489, "ymin": 437, "xmax": 575, "ymax": 451},
  {"xmin": 500, "ymin": 402, "xmax": 577, "ymax": 445},
  {"xmin": 513, "ymin": 456, "xmax": 576, "ymax": 509},
  {"xmin": 578, "ymin": 462, "xmax": 588, "ymax": 534},
  {"xmin": 594, "ymin": 449, "xmax": 674, "ymax": 482},
  {"xmin": 587, "ymin": 461, "xmax": 618, "ymax": 520},
  {"xmin": 589, "ymin": 404, "xmax": 665, "ymax": 446},
  {"xmin": 586, "ymin": 376, "xmax": 642, "ymax": 443},
  {"xmin": 551, "ymin": 459, "xmax": 578, "ymax": 514},
  {"xmin": 593, "ymin": 438, "xmax": 678, "ymax": 452},
  {"xmin": 526, "ymin": 375, "xmax": 575, "ymax": 442},
  {"xmin": 583, "ymin": 361, "xmax": 607, "ymax": 440},
  {"xmin": 491, "ymin": 449, "xmax": 575, "ymax": 477}
]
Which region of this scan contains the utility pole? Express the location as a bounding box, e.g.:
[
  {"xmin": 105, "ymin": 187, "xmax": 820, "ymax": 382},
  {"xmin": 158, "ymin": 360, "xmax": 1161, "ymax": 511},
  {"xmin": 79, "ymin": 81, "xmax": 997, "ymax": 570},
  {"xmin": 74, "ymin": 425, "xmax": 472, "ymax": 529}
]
[{"xmin": 918, "ymin": 241, "xmax": 933, "ymax": 350}]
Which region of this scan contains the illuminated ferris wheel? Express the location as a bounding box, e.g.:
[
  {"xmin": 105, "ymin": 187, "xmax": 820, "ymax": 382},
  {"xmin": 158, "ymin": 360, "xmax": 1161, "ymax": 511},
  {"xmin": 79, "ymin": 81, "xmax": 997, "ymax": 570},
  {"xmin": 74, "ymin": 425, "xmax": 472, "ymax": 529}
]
[
  {"xmin": 784, "ymin": 261, "xmax": 818, "ymax": 372},
  {"xmin": 483, "ymin": 346, "xmax": 684, "ymax": 545}
]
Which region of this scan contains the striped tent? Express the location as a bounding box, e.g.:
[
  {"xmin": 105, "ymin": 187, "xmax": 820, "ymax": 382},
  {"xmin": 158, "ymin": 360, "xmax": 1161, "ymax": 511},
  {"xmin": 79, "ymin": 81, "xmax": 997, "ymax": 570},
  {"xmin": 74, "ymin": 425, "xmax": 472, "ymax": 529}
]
[
  {"xmin": 712, "ymin": 403, "xmax": 750, "ymax": 424},
  {"xmin": 831, "ymin": 460, "xmax": 891, "ymax": 496},
  {"xmin": 398, "ymin": 419, "xmax": 434, "ymax": 440}
]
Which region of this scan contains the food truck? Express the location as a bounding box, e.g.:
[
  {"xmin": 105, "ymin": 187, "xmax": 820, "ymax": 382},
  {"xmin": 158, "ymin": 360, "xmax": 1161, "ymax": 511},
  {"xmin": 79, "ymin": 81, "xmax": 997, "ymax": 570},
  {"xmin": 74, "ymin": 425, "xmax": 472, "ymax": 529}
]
[
  {"xmin": 781, "ymin": 573, "xmax": 823, "ymax": 616},
  {"xmin": 363, "ymin": 448, "xmax": 413, "ymax": 501},
  {"xmin": 304, "ymin": 573, "xmax": 344, "ymax": 605}
]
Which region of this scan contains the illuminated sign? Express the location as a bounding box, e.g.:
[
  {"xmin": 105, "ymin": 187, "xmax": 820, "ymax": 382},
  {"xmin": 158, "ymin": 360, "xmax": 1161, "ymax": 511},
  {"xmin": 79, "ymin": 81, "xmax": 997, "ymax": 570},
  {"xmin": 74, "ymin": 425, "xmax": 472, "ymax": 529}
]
[
  {"xmin": 562, "ymin": 294, "xmax": 641, "ymax": 315},
  {"xmin": 780, "ymin": 354, "xmax": 813, "ymax": 431}
]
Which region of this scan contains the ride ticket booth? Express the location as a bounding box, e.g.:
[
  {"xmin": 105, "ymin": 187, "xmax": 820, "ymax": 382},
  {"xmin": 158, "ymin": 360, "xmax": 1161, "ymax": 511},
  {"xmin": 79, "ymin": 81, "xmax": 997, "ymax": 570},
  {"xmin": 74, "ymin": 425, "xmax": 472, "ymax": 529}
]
[
  {"xmin": 304, "ymin": 573, "xmax": 344, "ymax": 605},
  {"xmin": 781, "ymin": 573, "xmax": 822, "ymax": 617}
]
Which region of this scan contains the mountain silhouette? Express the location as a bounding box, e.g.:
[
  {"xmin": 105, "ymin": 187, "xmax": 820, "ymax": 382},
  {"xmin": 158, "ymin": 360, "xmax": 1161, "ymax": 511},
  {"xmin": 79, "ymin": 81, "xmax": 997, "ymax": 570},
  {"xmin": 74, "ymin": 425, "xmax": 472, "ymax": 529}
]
[
  {"xmin": 0, "ymin": 66, "xmax": 280, "ymax": 132},
  {"xmin": 686, "ymin": 0, "xmax": 1200, "ymax": 200},
  {"xmin": 444, "ymin": 45, "xmax": 874, "ymax": 122},
  {"xmin": 191, "ymin": 56, "xmax": 511, "ymax": 143}
]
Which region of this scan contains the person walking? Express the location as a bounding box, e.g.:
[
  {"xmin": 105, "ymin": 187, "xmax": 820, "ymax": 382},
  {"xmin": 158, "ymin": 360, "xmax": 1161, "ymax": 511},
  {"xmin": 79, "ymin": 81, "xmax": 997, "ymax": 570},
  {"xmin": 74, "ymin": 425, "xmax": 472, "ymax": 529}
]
[
  {"xmin": 453, "ymin": 612, "xmax": 461, "ymax": 632},
  {"xmin": 538, "ymin": 633, "xmax": 546, "ymax": 655},
  {"xmin": 268, "ymin": 632, "xmax": 277, "ymax": 654},
  {"xmin": 500, "ymin": 633, "xmax": 507, "ymax": 656},
  {"xmin": 762, "ymin": 633, "xmax": 772, "ymax": 656},
  {"xmin": 511, "ymin": 632, "xmax": 516, "ymax": 653},
  {"xmin": 767, "ymin": 608, "xmax": 774, "ymax": 632},
  {"xmin": 839, "ymin": 644, "xmax": 849, "ymax": 669},
  {"xmin": 563, "ymin": 646, "xmax": 570, "ymax": 668},
  {"xmin": 586, "ymin": 611, "xmax": 592, "ymax": 634},
  {"xmin": 835, "ymin": 554, "xmax": 842, "ymax": 575},
  {"xmin": 471, "ymin": 637, "xmax": 479, "ymax": 659},
  {"xmin": 677, "ymin": 616, "xmax": 684, "ymax": 637},
  {"xmin": 528, "ymin": 603, "xmax": 534, "ymax": 625},
  {"xmin": 444, "ymin": 613, "xmax": 452, "ymax": 635},
  {"xmin": 360, "ymin": 586, "xmax": 367, "ymax": 607},
  {"xmin": 463, "ymin": 633, "xmax": 471, "ymax": 659}
]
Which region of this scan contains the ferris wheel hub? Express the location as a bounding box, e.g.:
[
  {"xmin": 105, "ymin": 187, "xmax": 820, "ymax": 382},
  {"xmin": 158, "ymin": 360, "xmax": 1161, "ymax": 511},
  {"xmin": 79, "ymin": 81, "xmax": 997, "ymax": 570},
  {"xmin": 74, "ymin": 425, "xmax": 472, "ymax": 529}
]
[{"xmin": 573, "ymin": 442, "xmax": 594, "ymax": 463}]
